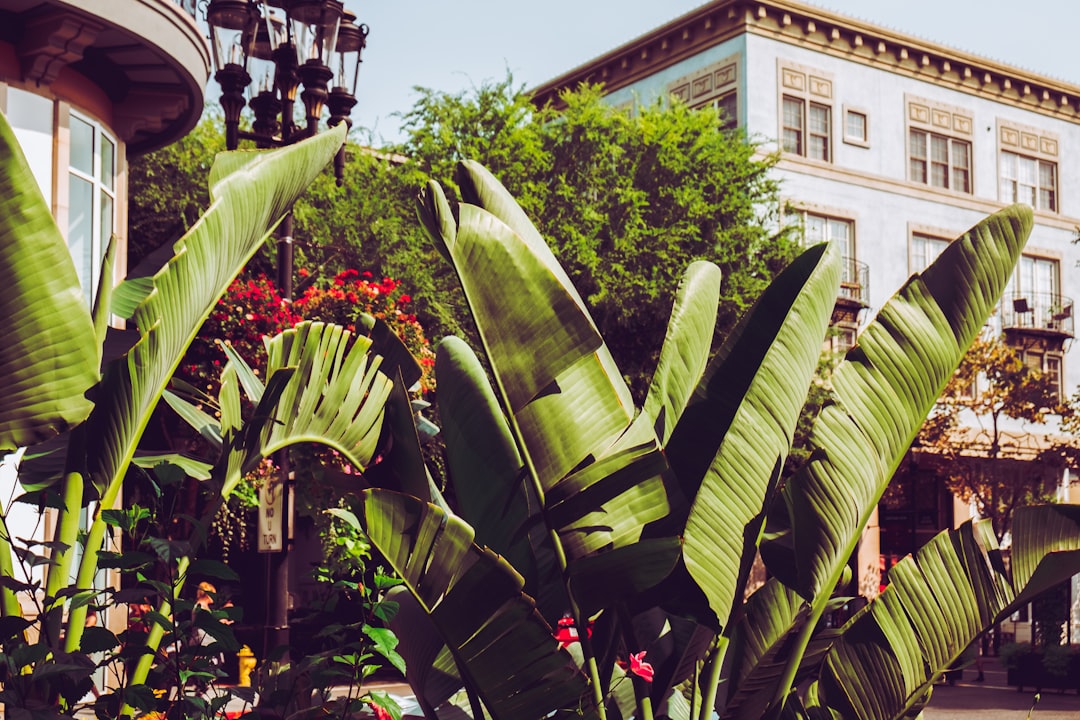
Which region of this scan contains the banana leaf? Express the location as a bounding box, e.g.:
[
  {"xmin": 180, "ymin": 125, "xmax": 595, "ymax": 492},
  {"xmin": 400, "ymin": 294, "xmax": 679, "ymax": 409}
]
[
  {"xmin": 742, "ymin": 205, "xmax": 1032, "ymax": 715},
  {"xmin": 0, "ymin": 109, "xmax": 97, "ymax": 452},
  {"xmin": 63, "ymin": 126, "xmax": 346, "ymax": 644},
  {"xmin": 672, "ymin": 242, "xmax": 840, "ymax": 630},
  {"xmin": 812, "ymin": 505, "xmax": 1080, "ymax": 720},
  {"xmin": 361, "ymin": 489, "xmax": 593, "ymax": 720},
  {"xmin": 418, "ymin": 165, "xmax": 672, "ymax": 602}
]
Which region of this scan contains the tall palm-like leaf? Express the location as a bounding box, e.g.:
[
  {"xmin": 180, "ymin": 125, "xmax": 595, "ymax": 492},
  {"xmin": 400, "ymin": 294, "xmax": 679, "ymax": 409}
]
[
  {"xmin": 219, "ymin": 321, "xmax": 393, "ymax": 494},
  {"xmin": 670, "ymin": 243, "xmax": 840, "ymax": 630},
  {"xmin": 361, "ymin": 489, "xmax": 593, "ymax": 720},
  {"xmin": 418, "ymin": 163, "xmax": 672, "ymax": 602},
  {"xmin": 63, "ymin": 125, "xmax": 347, "ymax": 642},
  {"xmin": 0, "ymin": 110, "xmax": 97, "ymax": 453},
  {"xmin": 809, "ymin": 505, "xmax": 1080, "ymax": 720},
  {"xmin": 436, "ymin": 335, "xmax": 566, "ymax": 620},
  {"xmin": 729, "ymin": 206, "xmax": 1033, "ymax": 715}
]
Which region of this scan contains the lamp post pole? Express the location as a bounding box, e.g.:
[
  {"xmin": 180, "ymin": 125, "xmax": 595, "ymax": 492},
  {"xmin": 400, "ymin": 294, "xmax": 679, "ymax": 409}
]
[{"xmin": 205, "ymin": 0, "xmax": 366, "ymax": 661}]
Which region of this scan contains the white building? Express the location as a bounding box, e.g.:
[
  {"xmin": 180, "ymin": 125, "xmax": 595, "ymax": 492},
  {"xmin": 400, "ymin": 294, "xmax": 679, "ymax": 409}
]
[{"xmin": 534, "ymin": 0, "xmax": 1080, "ymax": 642}]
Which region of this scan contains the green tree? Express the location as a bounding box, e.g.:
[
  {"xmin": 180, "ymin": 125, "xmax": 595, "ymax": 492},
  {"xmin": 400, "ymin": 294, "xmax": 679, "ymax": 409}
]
[
  {"xmin": 395, "ymin": 78, "xmax": 797, "ymax": 398},
  {"xmin": 133, "ymin": 77, "xmax": 797, "ymax": 401},
  {"xmin": 918, "ymin": 332, "xmax": 1074, "ymax": 541}
]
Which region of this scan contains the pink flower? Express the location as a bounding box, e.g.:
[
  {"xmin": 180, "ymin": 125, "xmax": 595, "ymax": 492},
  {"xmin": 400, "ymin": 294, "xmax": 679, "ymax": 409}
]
[{"xmin": 629, "ymin": 651, "xmax": 654, "ymax": 683}]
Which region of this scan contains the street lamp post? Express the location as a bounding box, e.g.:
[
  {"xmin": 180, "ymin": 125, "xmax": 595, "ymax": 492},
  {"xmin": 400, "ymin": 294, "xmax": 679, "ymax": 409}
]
[{"xmin": 204, "ymin": 0, "xmax": 368, "ymax": 659}]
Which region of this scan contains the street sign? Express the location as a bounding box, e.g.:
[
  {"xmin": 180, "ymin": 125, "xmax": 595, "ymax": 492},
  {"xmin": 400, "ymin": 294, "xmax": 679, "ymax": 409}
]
[{"xmin": 258, "ymin": 475, "xmax": 284, "ymax": 552}]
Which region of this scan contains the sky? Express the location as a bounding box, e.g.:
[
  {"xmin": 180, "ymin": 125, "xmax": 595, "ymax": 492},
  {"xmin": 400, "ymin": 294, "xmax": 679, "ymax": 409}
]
[{"xmin": 228, "ymin": 1, "xmax": 1079, "ymax": 146}]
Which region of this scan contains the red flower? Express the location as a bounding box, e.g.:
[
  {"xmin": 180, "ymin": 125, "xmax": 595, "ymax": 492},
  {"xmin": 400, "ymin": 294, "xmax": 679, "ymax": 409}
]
[
  {"xmin": 398, "ymin": 294, "xmax": 411, "ymax": 305},
  {"xmin": 367, "ymin": 700, "xmax": 391, "ymax": 720},
  {"xmin": 629, "ymin": 651, "xmax": 654, "ymax": 683}
]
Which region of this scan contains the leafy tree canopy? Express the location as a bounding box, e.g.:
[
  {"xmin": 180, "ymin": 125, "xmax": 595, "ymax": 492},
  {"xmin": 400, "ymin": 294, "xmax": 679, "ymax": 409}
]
[
  {"xmin": 130, "ymin": 75, "xmax": 797, "ymax": 400},
  {"xmin": 917, "ymin": 332, "xmax": 1077, "ymax": 540}
]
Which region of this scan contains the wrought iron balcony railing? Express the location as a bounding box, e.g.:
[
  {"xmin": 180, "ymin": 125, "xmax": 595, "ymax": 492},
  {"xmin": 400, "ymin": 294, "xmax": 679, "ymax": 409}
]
[
  {"xmin": 1001, "ymin": 291, "xmax": 1074, "ymax": 337},
  {"xmin": 839, "ymin": 256, "xmax": 869, "ymax": 306}
]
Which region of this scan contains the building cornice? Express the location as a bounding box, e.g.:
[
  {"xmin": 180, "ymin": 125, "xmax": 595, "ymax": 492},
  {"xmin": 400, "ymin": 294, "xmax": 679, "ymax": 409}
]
[{"xmin": 531, "ymin": 0, "xmax": 1080, "ymax": 125}]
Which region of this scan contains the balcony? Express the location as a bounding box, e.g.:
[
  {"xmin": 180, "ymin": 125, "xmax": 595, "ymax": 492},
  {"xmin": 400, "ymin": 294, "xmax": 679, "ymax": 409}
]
[
  {"xmin": 1001, "ymin": 292, "xmax": 1074, "ymax": 340},
  {"xmin": 1, "ymin": 0, "xmax": 210, "ymax": 154},
  {"xmin": 832, "ymin": 256, "xmax": 869, "ymax": 326}
]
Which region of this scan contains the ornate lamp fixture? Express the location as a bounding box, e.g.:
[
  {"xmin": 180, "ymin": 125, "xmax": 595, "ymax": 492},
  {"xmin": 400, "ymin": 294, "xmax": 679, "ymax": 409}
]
[{"xmin": 205, "ymin": 0, "xmax": 366, "ymax": 179}]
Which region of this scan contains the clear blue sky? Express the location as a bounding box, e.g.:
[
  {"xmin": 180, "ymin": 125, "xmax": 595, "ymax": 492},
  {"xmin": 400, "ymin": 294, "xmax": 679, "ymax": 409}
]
[{"xmin": 259, "ymin": 1, "xmax": 1079, "ymax": 146}]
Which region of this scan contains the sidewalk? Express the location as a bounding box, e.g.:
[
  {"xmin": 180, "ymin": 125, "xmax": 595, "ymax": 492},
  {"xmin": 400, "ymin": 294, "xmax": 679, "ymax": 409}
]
[{"xmin": 923, "ymin": 656, "xmax": 1080, "ymax": 720}]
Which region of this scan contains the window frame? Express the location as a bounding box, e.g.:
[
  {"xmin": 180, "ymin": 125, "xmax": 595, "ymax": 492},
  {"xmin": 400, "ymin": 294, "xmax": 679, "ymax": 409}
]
[
  {"xmin": 999, "ymin": 150, "xmax": 1058, "ymax": 212},
  {"xmin": 843, "ymin": 106, "xmax": 869, "ymax": 147},
  {"xmin": 908, "ymin": 128, "xmax": 971, "ymax": 193},
  {"xmin": 66, "ymin": 110, "xmax": 117, "ymax": 305}
]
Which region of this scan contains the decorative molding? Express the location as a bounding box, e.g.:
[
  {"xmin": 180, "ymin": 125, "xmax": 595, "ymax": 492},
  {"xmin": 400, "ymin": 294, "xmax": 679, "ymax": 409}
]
[
  {"xmin": 905, "ymin": 94, "xmax": 973, "ymax": 137},
  {"xmin": 772, "ymin": 153, "xmax": 1080, "ymax": 232},
  {"xmin": 530, "ymin": 0, "xmax": 1080, "ymax": 125},
  {"xmin": 18, "ymin": 11, "xmax": 103, "ymax": 86},
  {"xmin": 668, "ymin": 54, "xmax": 738, "ymax": 106},
  {"xmin": 998, "ymin": 119, "xmax": 1059, "ymax": 159}
]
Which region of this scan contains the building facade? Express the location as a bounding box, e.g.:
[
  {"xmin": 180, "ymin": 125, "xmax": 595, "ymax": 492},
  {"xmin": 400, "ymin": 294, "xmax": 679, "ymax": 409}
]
[
  {"xmin": 534, "ymin": 0, "xmax": 1080, "ymax": 641},
  {"xmin": 0, "ymin": 0, "xmax": 209, "ymax": 623}
]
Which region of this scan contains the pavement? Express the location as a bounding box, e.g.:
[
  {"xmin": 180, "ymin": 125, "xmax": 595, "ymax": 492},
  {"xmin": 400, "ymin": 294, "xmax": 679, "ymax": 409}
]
[{"xmin": 922, "ymin": 656, "xmax": 1080, "ymax": 720}]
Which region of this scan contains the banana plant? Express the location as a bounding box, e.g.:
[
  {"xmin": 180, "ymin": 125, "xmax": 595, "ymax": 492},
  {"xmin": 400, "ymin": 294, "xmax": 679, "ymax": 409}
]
[
  {"xmin": 0, "ymin": 108, "xmax": 364, "ymax": 701},
  {"xmin": 359, "ymin": 160, "xmax": 1080, "ymax": 720}
]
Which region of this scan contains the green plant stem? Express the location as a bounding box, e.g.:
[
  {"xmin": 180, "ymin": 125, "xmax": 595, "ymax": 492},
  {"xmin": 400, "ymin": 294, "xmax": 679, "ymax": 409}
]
[
  {"xmin": 0, "ymin": 508, "xmax": 21, "ymax": 617},
  {"xmin": 46, "ymin": 471, "xmax": 84, "ymax": 648},
  {"xmin": 120, "ymin": 554, "xmax": 187, "ymax": 719},
  {"xmin": 698, "ymin": 637, "xmax": 727, "ymax": 720},
  {"xmin": 689, "ymin": 658, "xmax": 701, "ymax": 720}
]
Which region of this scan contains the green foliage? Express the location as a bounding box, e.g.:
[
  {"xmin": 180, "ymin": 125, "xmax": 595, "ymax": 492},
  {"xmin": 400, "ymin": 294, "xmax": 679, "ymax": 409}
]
[
  {"xmin": 359, "ymin": 162, "xmax": 1080, "ymax": 720},
  {"xmin": 0, "ymin": 111, "xmax": 404, "ymax": 717},
  {"xmin": 134, "ymin": 77, "xmax": 796, "ymax": 403},
  {"xmin": 918, "ymin": 333, "xmax": 1073, "ymax": 539}
]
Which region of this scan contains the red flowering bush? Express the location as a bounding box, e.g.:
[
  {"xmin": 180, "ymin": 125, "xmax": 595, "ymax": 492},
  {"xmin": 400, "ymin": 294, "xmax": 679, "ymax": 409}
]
[
  {"xmin": 293, "ymin": 269, "xmax": 435, "ymax": 392},
  {"xmin": 181, "ymin": 275, "xmax": 299, "ymax": 393},
  {"xmin": 181, "ymin": 269, "xmax": 434, "ymax": 393}
]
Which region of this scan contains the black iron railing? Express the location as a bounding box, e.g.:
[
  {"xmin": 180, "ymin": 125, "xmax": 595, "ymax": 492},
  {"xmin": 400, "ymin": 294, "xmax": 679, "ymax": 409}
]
[
  {"xmin": 839, "ymin": 256, "xmax": 869, "ymax": 306},
  {"xmin": 1001, "ymin": 291, "xmax": 1074, "ymax": 337}
]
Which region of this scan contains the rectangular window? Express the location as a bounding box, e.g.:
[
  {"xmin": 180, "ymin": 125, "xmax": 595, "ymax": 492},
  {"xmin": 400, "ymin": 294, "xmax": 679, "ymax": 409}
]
[
  {"xmin": 808, "ymin": 103, "xmax": 830, "ymax": 161},
  {"xmin": 909, "ymin": 129, "xmax": 971, "ymax": 193},
  {"xmin": 1023, "ymin": 350, "xmax": 1063, "ymax": 403},
  {"xmin": 1000, "ymin": 150, "xmax": 1057, "ymax": 212},
  {"xmin": 910, "ymin": 233, "xmax": 949, "ymax": 273},
  {"xmin": 783, "ymin": 96, "xmax": 830, "ymax": 161},
  {"xmin": 782, "ymin": 96, "xmax": 803, "ymax": 155},
  {"xmin": 844, "ymin": 108, "xmax": 868, "ymax": 145},
  {"xmin": 714, "ymin": 92, "xmax": 738, "ymax": 130},
  {"xmin": 1005, "ymin": 255, "xmax": 1065, "ymax": 332},
  {"xmin": 67, "ymin": 113, "xmax": 117, "ymax": 305}
]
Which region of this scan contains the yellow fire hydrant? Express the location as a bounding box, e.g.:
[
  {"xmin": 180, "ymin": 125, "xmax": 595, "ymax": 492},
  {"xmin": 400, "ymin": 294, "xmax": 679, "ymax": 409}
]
[{"xmin": 237, "ymin": 645, "xmax": 256, "ymax": 687}]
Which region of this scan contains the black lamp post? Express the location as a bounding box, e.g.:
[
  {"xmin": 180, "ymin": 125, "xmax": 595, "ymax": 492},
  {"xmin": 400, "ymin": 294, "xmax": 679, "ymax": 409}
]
[{"xmin": 205, "ymin": 0, "xmax": 368, "ymax": 659}]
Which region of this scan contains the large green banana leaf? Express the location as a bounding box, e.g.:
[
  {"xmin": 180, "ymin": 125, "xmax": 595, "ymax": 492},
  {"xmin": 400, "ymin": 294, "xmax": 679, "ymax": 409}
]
[
  {"xmin": 436, "ymin": 335, "xmax": 566, "ymax": 621},
  {"xmin": 643, "ymin": 261, "xmax": 722, "ymax": 446},
  {"xmin": 733, "ymin": 205, "xmax": 1032, "ymax": 715},
  {"xmin": 417, "ymin": 164, "xmax": 672, "ymax": 592},
  {"xmin": 162, "ymin": 321, "xmax": 392, "ymax": 497},
  {"xmin": 0, "ymin": 110, "xmax": 98, "ymax": 452},
  {"xmin": 672, "ymin": 242, "xmax": 839, "ymax": 629},
  {"xmin": 783, "ymin": 206, "xmax": 1031, "ymax": 601},
  {"xmin": 361, "ymin": 489, "xmax": 593, "ymax": 720},
  {"xmin": 811, "ymin": 505, "xmax": 1080, "ymax": 720},
  {"xmin": 64, "ymin": 125, "xmax": 346, "ymax": 639}
]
